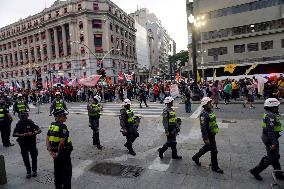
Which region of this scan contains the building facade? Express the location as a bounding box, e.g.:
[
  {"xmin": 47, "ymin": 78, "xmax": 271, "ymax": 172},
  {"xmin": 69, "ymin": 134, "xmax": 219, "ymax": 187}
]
[
  {"xmin": 187, "ymin": 0, "xmax": 284, "ymax": 77},
  {"xmin": 130, "ymin": 8, "xmax": 176, "ymax": 78},
  {"xmin": 0, "ymin": 0, "xmax": 137, "ymax": 88}
]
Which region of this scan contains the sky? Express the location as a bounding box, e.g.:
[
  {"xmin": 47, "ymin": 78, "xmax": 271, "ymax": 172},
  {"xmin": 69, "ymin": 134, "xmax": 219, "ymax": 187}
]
[{"xmin": 0, "ymin": 0, "xmax": 188, "ymax": 52}]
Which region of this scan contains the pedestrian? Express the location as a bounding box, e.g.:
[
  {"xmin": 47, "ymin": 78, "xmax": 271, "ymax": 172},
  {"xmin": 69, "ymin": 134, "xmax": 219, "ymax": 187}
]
[
  {"xmin": 139, "ymin": 85, "xmax": 148, "ymax": 108},
  {"xmin": 158, "ymin": 96, "xmax": 182, "ymax": 159},
  {"xmin": 184, "ymin": 87, "xmax": 191, "ymax": 113},
  {"xmin": 0, "ymin": 100, "xmax": 14, "ymax": 147},
  {"xmin": 87, "ymin": 95, "xmax": 103, "ymax": 149},
  {"xmin": 13, "ymin": 111, "xmax": 41, "ymax": 178},
  {"xmin": 50, "ymin": 92, "xmax": 68, "ymax": 116},
  {"xmin": 46, "ymin": 110, "xmax": 73, "ymax": 189},
  {"xmin": 211, "ymin": 83, "xmax": 220, "ymax": 109},
  {"xmin": 250, "ymin": 98, "xmax": 284, "ymax": 181},
  {"xmin": 120, "ymin": 99, "xmax": 139, "ymax": 156},
  {"xmin": 192, "ymin": 97, "xmax": 224, "ymax": 174},
  {"xmin": 223, "ymin": 81, "xmax": 231, "ymax": 104}
]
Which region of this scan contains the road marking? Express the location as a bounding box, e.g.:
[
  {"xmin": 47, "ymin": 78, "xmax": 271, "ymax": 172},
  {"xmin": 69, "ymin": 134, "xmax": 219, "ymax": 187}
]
[
  {"xmin": 148, "ymin": 157, "xmax": 171, "ymax": 172},
  {"xmin": 72, "ymin": 160, "xmax": 93, "ymax": 179},
  {"xmin": 218, "ymin": 122, "xmax": 228, "ymax": 128},
  {"xmin": 190, "ymin": 105, "xmax": 202, "ymax": 119}
]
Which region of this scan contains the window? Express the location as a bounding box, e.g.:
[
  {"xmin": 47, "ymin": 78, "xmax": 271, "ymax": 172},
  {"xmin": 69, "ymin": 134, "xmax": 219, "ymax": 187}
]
[
  {"xmin": 247, "ymin": 43, "xmax": 259, "ymax": 52},
  {"xmin": 208, "ymin": 47, "xmax": 227, "ymax": 56},
  {"xmin": 234, "ymin": 44, "xmax": 245, "ymax": 53},
  {"xmin": 94, "ymin": 34, "xmax": 103, "ymax": 53},
  {"xmin": 56, "ymin": 11, "xmax": 60, "ymax": 17},
  {"xmin": 79, "ymin": 21, "xmax": 83, "ymax": 29},
  {"xmin": 111, "ymin": 35, "xmax": 114, "ymax": 43},
  {"xmin": 109, "ymin": 6, "xmax": 112, "ymax": 12},
  {"xmin": 48, "ymin": 13, "xmax": 52, "ymax": 19},
  {"xmin": 93, "ymin": 3, "xmax": 99, "ymax": 10},
  {"xmin": 80, "ymin": 34, "xmax": 84, "ymax": 42},
  {"xmin": 78, "ymin": 4, "xmax": 82, "ymax": 11},
  {"xmin": 115, "ymin": 25, "xmax": 119, "ymax": 33},
  {"xmin": 282, "ymin": 39, "xmax": 284, "ymax": 48},
  {"xmin": 64, "ymin": 7, "xmax": 68, "ymax": 13},
  {"xmin": 110, "ymin": 23, "xmax": 113, "ymax": 30},
  {"xmin": 92, "ymin": 19, "xmax": 102, "ymax": 28},
  {"xmin": 261, "ymin": 40, "xmax": 273, "ymax": 50}
]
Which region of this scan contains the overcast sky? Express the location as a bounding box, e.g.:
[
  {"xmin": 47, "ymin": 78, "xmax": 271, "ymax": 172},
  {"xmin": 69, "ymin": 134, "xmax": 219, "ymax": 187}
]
[{"xmin": 0, "ymin": 0, "xmax": 188, "ymax": 52}]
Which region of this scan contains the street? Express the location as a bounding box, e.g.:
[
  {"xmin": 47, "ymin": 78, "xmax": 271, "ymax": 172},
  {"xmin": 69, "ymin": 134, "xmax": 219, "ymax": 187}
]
[{"xmin": 1, "ymin": 101, "xmax": 284, "ymax": 189}]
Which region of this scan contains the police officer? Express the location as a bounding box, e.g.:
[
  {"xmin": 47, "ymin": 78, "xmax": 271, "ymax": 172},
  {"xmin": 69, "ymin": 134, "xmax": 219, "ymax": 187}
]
[
  {"xmin": 13, "ymin": 94, "xmax": 29, "ymax": 115},
  {"xmin": 120, "ymin": 99, "xmax": 139, "ymax": 156},
  {"xmin": 0, "ymin": 100, "xmax": 14, "ymax": 147},
  {"xmin": 192, "ymin": 97, "xmax": 223, "ymax": 174},
  {"xmin": 46, "ymin": 110, "xmax": 73, "ymax": 189},
  {"xmin": 50, "ymin": 92, "xmax": 68, "ymax": 116},
  {"xmin": 158, "ymin": 97, "xmax": 182, "ymax": 159},
  {"xmin": 13, "ymin": 111, "xmax": 41, "ymax": 178},
  {"xmin": 250, "ymin": 98, "xmax": 284, "ymax": 181},
  {"xmin": 87, "ymin": 95, "xmax": 103, "ymax": 149}
]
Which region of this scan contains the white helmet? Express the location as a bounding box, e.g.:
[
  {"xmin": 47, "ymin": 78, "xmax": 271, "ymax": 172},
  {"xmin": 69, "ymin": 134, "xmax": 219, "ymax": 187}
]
[
  {"xmin": 124, "ymin": 99, "xmax": 131, "ymax": 105},
  {"xmin": 264, "ymin": 98, "xmax": 280, "ymax": 107},
  {"xmin": 164, "ymin": 96, "xmax": 174, "ymax": 104},
  {"xmin": 201, "ymin": 97, "xmax": 212, "ymax": 106},
  {"xmin": 93, "ymin": 95, "xmax": 101, "ymax": 102},
  {"xmin": 18, "ymin": 94, "xmax": 23, "ymax": 97},
  {"xmin": 55, "ymin": 92, "xmax": 61, "ymax": 95}
]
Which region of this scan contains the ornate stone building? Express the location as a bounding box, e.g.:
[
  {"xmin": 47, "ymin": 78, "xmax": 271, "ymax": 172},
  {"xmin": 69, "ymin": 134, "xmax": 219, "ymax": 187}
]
[{"xmin": 0, "ymin": 0, "xmax": 137, "ymax": 88}]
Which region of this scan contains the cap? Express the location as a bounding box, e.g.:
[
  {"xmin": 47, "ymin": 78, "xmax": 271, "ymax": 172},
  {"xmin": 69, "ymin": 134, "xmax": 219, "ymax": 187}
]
[
  {"xmin": 201, "ymin": 97, "xmax": 212, "ymax": 106},
  {"xmin": 123, "ymin": 99, "xmax": 131, "ymax": 105},
  {"xmin": 164, "ymin": 96, "xmax": 174, "ymax": 104},
  {"xmin": 55, "ymin": 92, "xmax": 61, "ymax": 95},
  {"xmin": 93, "ymin": 95, "xmax": 101, "ymax": 102},
  {"xmin": 264, "ymin": 98, "xmax": 280, "ymax": 107},
  {"xmin": 18, "ymin": 94, "xmax": 23, "ymax": 97}
]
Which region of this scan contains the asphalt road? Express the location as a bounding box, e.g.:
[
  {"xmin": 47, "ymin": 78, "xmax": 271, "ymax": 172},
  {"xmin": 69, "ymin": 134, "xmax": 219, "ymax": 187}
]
[{"xmin": 1, "ymin": 100, "xmax": 284, "ymax": 189}]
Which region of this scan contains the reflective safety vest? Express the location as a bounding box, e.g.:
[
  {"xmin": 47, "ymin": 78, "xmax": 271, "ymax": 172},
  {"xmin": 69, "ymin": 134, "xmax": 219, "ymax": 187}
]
[
  {"xmin": 89, "ymin": 103, "xmax": 100, "ymax": 117},
  {"xmin": 55, "ymin": 101, "xmax": 63, "ymax": 111},
  {"xmin": 0, "ymin": 108, "xmax": 4, "ymax": 119},
  {"xmin": 17, "ymin": 101, "xmax": 26, "ymax": 112},
  {"xmin": 126, "ymin": 109, "xmax": 135, "ymax": 124},
  {"xmin": 168, "ymin": 111, "xmax": 176, "ymax": 126},
  {"xmin": 0, "ymin": 108, "xmax": 5, "ymax": 121},
  {"xmin": 48, "ymin": 124, "xmax": 71, "ymax": 149},
  {"xmin": 261, "ymin": 113, "xmax": 282, "ymax": 133},
  {"xmin": 208, "ymin": 113, "xmax": 219, "ymax": 134}
]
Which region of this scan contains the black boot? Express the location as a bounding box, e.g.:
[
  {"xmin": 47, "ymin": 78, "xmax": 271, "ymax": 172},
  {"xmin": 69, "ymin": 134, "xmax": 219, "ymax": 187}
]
[
  {"xmin": 249, "ymin": 169, "xmax": 263, "ymax": 181},
  {"xmin": 158, "ymin": 145, "xmax": 168, "ymax": 159},
  {"xmin": 192, "ymin": 156, "xmax": 201, "ymax": 166},
  {"xmin": 171, "ymin": 144, "xmax": 182, "ymax": 160},
  {"xmin": 250, "ymin": 157, "xmax": 269, "ymax": 181},
  {"xmin": 212, "ymin": 167, "xmax": 224, "ymax": 174}
]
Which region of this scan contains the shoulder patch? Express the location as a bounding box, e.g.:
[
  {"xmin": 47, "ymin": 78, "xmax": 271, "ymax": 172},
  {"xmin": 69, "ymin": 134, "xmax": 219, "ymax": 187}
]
[{"xmin": 62, "ymin": 129, "xmax": 67, "ymax": 134}]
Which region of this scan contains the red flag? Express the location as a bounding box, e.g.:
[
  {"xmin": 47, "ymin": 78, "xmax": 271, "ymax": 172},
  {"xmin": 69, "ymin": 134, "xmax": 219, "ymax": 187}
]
[{"xmin": 79, "ymin": 75, "xmax": 101, "ymax": 87}]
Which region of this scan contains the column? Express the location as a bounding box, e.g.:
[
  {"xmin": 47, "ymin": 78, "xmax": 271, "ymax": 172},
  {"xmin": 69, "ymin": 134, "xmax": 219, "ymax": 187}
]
[
  {"xmin": 46, "ymin": 29, "xmax": 52, "ymax": 60},
  {"xmin": 69, "ymin": 21, "xmax": 77, "ymax": 55},
  {"xmin": 62, "ymin": 24, "xmax": 68, "ymax": 56},
  {"xmin": 53, "ymin": 27, "xmax": 60, "ymax": 58}
]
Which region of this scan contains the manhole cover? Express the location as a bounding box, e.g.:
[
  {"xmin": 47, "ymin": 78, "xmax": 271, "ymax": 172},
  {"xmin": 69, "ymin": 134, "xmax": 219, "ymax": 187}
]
[
  {"xmin": 90, "ymin": 162, "xmax": 144, "ymax": 178},
  {"xmin": 35, "ymin": 173, "xmax": 54, "ymax": 185},
  {"xmin": 222, "ymin": 120, "xmax": 237, "ymax": 123}
]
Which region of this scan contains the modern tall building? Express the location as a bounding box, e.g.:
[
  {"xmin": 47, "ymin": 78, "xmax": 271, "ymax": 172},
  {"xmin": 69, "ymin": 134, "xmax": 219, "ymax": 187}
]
[
  {"xmin": 186, "ymin": 0, "xmax": 284, "ymax": 77},
  {"xmin": 130, "ymin": 8, "xmax": 176, "ymax": 78},
  {"xmin": 0, "ymin": 0, "xmax": 137, "ymax": 88}
]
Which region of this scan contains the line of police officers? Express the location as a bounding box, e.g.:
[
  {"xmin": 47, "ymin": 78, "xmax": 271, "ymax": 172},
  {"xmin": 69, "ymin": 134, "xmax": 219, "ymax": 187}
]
[{"xmin": 0, "ymin": 92, "xmax": 283, "ymax": 189}]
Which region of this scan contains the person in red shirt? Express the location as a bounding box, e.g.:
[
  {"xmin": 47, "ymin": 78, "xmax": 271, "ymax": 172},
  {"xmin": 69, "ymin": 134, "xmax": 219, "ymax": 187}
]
[{"xmin": 153, "ymin": 84, "xmax": 160, "ymax": 102}]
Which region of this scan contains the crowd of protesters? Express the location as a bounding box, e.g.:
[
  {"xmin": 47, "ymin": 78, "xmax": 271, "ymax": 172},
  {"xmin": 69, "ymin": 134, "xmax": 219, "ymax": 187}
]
[{"xmin": 0, "ymin": 74, "xmax": 283, "ymax": 111}]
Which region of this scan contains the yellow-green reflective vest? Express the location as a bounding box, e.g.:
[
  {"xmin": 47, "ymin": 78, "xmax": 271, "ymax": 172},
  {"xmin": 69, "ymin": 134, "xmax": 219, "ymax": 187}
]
[
  {"xmin": 48, "ymin": 124, "xmax": 71, "ymax": 148},
  {"xmin": 126, "ymin": 109, "xmax": 135, "ymax": 124},
  {"xmin": 17, "ymin": 101, "xmax": 26, "ymax": 112},
  {"xmin": 208, "ymin": 113, "xmax": 219, "ymax": 134},
  {"xmin": 261, "ymin": 113, "xmax": 282, "ymax": 133},
  {"xmin": 0, "ymin": 108, "xmax": 4, "ymax": 118},
  {"xmin": 168, "ymin": 111, "xmax": 176, "ymax": 126},
  {"xmin": 55, "ymin": 101, "xmax": 63, "ymax": 111},
  {"xmin": 89, "ymin": 104, "xmax": 100, "ymax": 117}
]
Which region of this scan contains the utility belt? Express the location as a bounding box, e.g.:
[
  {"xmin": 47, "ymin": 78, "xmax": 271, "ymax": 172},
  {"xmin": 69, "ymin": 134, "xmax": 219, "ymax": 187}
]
[{"xmin": 50, "ymin": 145, "xmax": 73, "ymax": 153}]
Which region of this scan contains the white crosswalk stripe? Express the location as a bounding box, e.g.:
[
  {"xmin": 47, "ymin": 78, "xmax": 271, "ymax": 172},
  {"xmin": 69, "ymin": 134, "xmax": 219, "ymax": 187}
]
[{"xmin": 68, "ymin": 103, "xmax": 179, "ymax": 118}]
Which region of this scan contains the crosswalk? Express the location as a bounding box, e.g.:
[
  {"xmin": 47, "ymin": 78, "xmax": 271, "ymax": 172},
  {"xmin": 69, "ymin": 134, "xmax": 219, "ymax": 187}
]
[{"xmin": 68, "ymin": 103, "xmax": 179, "ymax": 118}]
